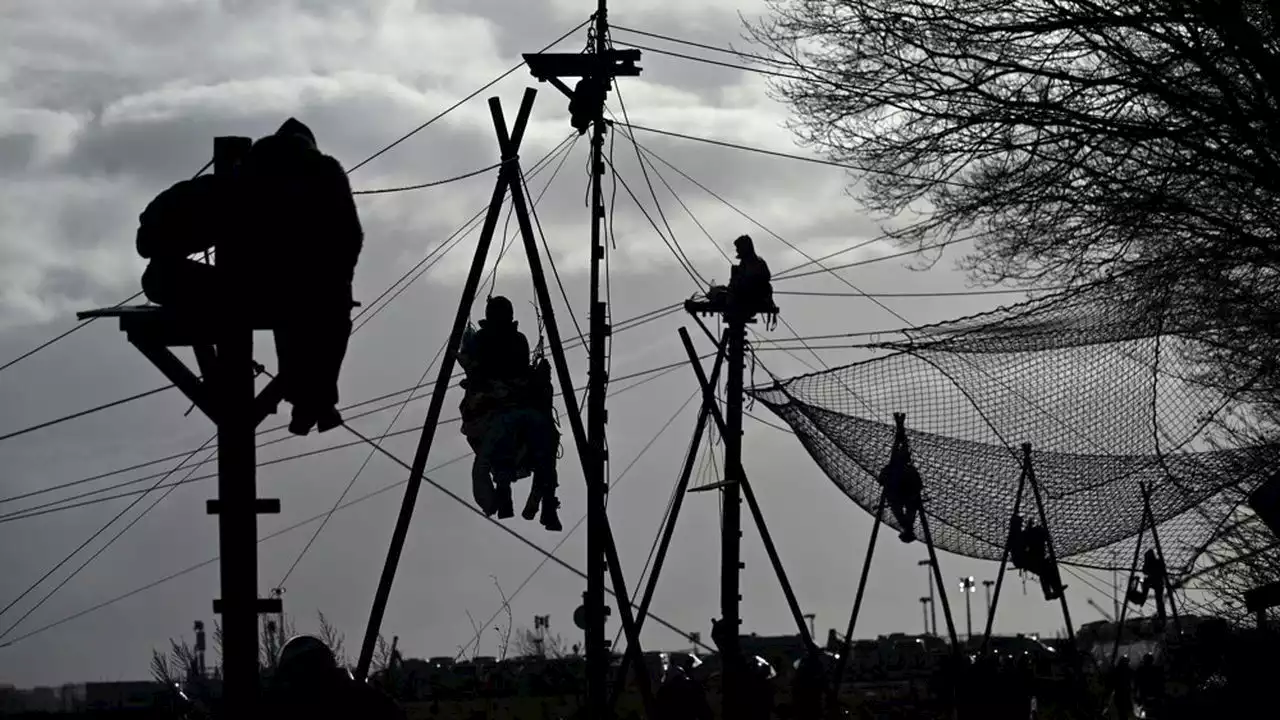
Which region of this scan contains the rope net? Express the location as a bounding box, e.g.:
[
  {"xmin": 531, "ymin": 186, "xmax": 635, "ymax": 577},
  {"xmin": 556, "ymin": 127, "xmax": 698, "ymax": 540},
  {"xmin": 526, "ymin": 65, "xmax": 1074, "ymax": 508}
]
[{"xmin": 749, "ymin": 284, "xmax": 1280, "ymax": 575}]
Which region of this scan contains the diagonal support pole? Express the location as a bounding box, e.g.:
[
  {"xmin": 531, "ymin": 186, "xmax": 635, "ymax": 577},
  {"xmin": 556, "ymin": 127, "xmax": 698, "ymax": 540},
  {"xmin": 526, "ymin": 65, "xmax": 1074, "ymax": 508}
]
[
  {"xmin": 982, "ymin": 456, "xmax": 1029, "ymax": 651},
  {"xmin": 1111, "ymin": 501, "xmax": 1148, "ymax": 668},
  {"xmin": 918, "ymin": 508, "xmax": 961, "ymax": 650},
  {"xmin": 1025, "ymin": 443, "xmax": 1076, "ymax": 646},
  {"xmin": 131, "ymin": 340, "xmax": 219, "ymax": 421},
  {"xmin": 1141, "ymin": 482, "xmax": 1182, "ymax": 636},
  {"xmin": 828, "ymin": 490, "xmax": 886, "ymax": 708},
  {"xmin": 355, "ymin": 90, "xmax": 536, "ymax": 680},
  {"xmin": 679, "ymin": 327, "xmax": 815, "ymax": 647},
  {"xmin": 891, "ymin": 414, "xmax": 961, "ymax": 652},
  {"xmin": 506, "ymin": 103, "xmax": 656, "ymax": 716},
  {"xmin": 607, "ymin": 331, "xmax": 728, "ymax": 709}
]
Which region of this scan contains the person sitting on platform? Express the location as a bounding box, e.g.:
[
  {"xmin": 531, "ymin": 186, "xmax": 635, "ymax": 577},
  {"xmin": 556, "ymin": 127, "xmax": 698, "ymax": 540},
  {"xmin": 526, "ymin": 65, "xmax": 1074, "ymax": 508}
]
[
  {"xmin": 877, "ymin": 441, "xmax": 923, "ymax": 543},
  {"xmin": 240, "ymin": 117, "xmax": 364, "ymax": 437},
  {"xmin": 458, "ymin": 296, "xmax": 561, "ymax": 530},
  {"xmin": 135, "ymin": 173, "xmax": 228, "ymax": 312},
  {"xmin": 519, "ymin": 356, "xmax": 562, "ymax": 532},
  {"xmin": 697, "ymin": 234, "xmax": 777, "ymax": 324},
  {"xmin": 728, "ymin": 235, "xmax": 774, "ymax": 315}
]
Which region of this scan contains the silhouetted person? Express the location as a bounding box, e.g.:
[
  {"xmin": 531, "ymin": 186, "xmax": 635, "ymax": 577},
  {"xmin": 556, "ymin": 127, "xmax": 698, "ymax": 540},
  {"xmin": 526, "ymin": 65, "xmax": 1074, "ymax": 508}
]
[
  {"xmin": 1134, "ymin": 653, "xmax": 1163, "ymax": 717},
  {"xmin": 655, "ymin": 659, "xmax": 712, "ymax": 720},
  {"xmin": 1022, "ymin": 521, "xmax": 1047, "ymax": 572},
  {"xmin": 791, "ymin": 647, "xmax": 827, "ymax": 719},
  {"xmin": 460, "ymin": 296, "xmax": 529, "ymax": 519},
  {"xmin": 263, "ymin": 635, "xmax": 403, "ymax": 719},
  {"xmin": 568, "ymin": 77, "xmax": 606, "ymax": 135},
  {"xmin": 136, "ymin": 174, "xmax": 227, "ymax": 312},
  {"xmin": 877, "ymin": 441, "xmax": 922, "ymax": 542},
  {"xmin": 710, "ymin": 618, "xmax": 774, "ymax": 720},
  {"xmin": 519, "ymin": 356, "xmax": 562, "ymax": 531},
  {"xmin": 464, "ymin": 296, "xmax": 532, "ymax": 388},
  {"xmin": 728, "ymin": 235, "xmax": 774, "ymax": 316},
  {"xmin": 1008, "ymin": 514, "xmax": 1028, "ymax": 569},
  {"xmin": 458, "ymin": 295, "xmax": 560, "ymax": 529},
  {"xmin": 1141, "ymin": 549, "xmax": 1168, "ymax": 628},
  {"xmin": 1109, "ymin": 656, "xmax": 1133, "ymax": 720},
  {"xmin": 241, "ymin": 118, "xmax": 363, "ymax": 437}
]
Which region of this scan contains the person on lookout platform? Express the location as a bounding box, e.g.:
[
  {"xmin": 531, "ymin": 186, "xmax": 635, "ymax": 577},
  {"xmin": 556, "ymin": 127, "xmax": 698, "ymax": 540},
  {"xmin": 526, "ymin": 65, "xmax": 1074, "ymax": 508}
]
[
  {"xmin": 702, "ymin": 234, "xmax": 775, "ymax": 320},
  {"xmin": 133, "ymin": 118, "xmax": 364, "ymax": 437}
]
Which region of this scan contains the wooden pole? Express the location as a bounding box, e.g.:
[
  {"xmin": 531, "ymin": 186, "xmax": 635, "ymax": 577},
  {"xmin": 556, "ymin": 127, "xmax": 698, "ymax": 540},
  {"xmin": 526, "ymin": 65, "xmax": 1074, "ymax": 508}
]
[
  {"xmin": 210, "ymin": 135, "xmax": 262, "ymax": 714},
  {"xmin": 354, "ymin": 93, "xmax": 535, "ymax": 679},
  {"xmin": 586, "ymin": 2, "xmax": 612, "ymax": 714},
  {"xmin": 608, "ymin": 332, "xmax": 728, "ymax": 709},
  {"xmin": 982, "ymin": 458, "xmax": 1028, "ymax": 651}
]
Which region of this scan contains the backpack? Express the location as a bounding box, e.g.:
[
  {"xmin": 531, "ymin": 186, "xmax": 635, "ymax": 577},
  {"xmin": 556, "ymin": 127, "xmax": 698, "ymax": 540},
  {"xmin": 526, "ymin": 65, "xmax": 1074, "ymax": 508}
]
[{"xmin": 135, "ymin": 174, "xmax": 229, "ymax": 259}]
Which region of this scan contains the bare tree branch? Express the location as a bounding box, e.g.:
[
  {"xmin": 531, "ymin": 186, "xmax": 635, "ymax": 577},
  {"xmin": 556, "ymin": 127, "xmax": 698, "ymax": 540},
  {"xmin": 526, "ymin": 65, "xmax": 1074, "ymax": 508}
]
[{"xmin": 749, "ymin": 0, "xmax": 1280, "ymax": 621}]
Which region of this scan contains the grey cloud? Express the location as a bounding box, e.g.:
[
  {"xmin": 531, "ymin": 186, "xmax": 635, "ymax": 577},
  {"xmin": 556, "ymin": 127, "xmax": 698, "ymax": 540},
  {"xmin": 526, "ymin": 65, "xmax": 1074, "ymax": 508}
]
[{"xmin": 0, "ymin": 0, "xmax": 1076, "ymax": 689}]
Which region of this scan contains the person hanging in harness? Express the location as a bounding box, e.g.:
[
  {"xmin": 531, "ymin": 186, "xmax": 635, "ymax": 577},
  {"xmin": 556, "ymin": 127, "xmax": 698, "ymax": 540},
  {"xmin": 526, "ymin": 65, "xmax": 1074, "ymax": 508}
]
[
  {"xmin": 1006, "ymin": 514, "xmax": 1065, "ymax": 600},
  {"xmin": 458, "ymin": 296, "xmax": 561, "ymax": 531},
  {"xmin": 520, "ymin": 354, "xmax": 562, "ymax": 531},
  {"xmin": 877, "ymin": 439, "xmax": 923, "ymax": 543}
]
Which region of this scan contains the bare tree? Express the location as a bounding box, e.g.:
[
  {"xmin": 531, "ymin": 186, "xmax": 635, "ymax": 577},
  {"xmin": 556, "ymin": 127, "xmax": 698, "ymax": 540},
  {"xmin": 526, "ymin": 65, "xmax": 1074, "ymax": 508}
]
[
  {"xmin": 150, "ymin": 638, "xmax": 199, "ymax": 686},
  {"xmin": 491, "ymin": 576, "xmax": 515, "ymax": 661},
  {"xmin": 749, "ymin": 0, "xmax": 1280, "ymax": 618},
  {"xmin": 316, "ymin": 611, "xmax": 348, "ymax": 668},
  {"xmin": 513, "ymin": 626, "xmax": 570, "ymax": 659},
  {"xmin": 748, "ymin": 0, "xmax": 1280, "ymax": 412},
  {"xmin": 260, "ymin": 613, "xmax": 295, "ymax": 671}
]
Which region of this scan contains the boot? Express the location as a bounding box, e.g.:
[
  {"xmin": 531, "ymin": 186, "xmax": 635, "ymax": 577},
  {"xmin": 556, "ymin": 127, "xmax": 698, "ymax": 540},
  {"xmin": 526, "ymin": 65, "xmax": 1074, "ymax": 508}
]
[
  {"xmin": 522, "ymin": 489, "xmax": 541, "ymax": 522},
  {"xmin": 540, "ymin": 497, "xmax": 562, "ymax": 532},
  {"xmin": 494, "ymin": 481, "xmax": 514, "ymax": 519},
  {"xmin": 472, "ymin": 465, "xmax": 496, "ymax": 517},
  {"xmin": 315, "ymin": 405, "xmax": 343, "ymax": 433},
  {"xmin": 289, "ymin": 406, "xmax": 317, "ymax": 436}
]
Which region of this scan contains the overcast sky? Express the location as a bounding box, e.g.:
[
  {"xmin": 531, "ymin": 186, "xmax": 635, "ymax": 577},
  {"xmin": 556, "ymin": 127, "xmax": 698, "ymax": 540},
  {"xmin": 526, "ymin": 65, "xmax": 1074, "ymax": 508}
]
[{"xmin": 0, "ymin": 0, "xmax": 1126, "ymax": 687}]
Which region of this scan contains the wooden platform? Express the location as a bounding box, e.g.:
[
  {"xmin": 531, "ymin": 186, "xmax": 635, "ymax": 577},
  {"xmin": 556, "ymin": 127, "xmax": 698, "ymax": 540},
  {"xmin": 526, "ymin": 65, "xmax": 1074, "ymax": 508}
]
[
  {"xmin": 523, "ymin": 49, "xmax": 642, "ymax": 80},
  {"xmin": 683, "ymin": 298, "xmax": 779, "ymax": 319},
  {"xmin": 78, "ymin": 304, "xmax": 277, "ymax": 347}
]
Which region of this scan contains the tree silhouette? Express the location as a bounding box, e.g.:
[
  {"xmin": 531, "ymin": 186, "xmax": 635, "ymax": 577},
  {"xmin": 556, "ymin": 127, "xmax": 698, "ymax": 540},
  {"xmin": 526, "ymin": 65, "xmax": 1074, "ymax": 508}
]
[
  {"xmin": 151, "ymin": 611, "xmax": 394, "ymax": 682},
  {"xmin": 749, "ymin": 0, "xmax": 1280, "ymax": 618}
]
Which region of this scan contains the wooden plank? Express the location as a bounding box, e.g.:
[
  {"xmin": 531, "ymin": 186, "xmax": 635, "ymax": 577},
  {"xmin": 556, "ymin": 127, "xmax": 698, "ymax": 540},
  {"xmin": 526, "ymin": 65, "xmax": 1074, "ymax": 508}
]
[
  {"xmin": 78, "ymin": 304, "xmax": 277, "ymax": 346},
  {"xmin": 523, "ymin": 49, "xmax": 642, "ymax": 79},
  {"xmin": 130, "ymin": 339, "xmax": 219, "ymax": 422}
]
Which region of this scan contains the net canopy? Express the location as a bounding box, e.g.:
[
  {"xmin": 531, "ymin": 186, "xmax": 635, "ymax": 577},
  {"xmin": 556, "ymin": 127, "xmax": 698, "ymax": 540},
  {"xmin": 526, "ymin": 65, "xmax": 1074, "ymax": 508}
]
[{"xmin": 749, "ymin": 284, "xmax": 1280, "ymax": 575}]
